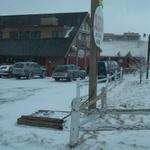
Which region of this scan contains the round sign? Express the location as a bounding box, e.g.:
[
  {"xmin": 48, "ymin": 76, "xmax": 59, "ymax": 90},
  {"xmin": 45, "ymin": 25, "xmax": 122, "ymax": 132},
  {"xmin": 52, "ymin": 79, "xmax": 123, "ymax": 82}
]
[
  {"xmin": 93, "ymin": 5, "xmax": 104, "ymax": 48},
  {"xmin": 78, "ymin": 49, "xmax": 85, "ymax": 58}
]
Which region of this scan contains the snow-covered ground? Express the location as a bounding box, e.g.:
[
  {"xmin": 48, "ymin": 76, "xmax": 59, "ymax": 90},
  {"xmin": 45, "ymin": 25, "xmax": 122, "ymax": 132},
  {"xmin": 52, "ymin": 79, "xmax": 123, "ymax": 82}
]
[{"xmin": 0, "ymin": 73, "xmax": 150, "ymax": 150}]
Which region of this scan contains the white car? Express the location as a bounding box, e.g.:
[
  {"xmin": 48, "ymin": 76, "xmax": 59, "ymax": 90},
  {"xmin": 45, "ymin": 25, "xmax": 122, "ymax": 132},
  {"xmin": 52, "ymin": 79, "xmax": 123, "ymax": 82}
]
[{"xmin": 0, "ymin": 65, "xmax": 13, "ymax": 78}]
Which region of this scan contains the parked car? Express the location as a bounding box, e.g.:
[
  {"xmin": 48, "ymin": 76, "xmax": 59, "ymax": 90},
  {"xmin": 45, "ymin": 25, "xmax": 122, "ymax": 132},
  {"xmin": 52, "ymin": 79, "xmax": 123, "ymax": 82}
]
[
  {"xmin": 0, "ymin": 65, "xmax": 13, "ymax": 78},
  {"xmin": 13, "ymin": 62, "xmax": 46, "ymax": 79},
  {"xmin": 52, "ymin": 64, "xmax": 86, "ymax": 81},
  {"xmin": 97, "ymin": 61, "xmax": 120, "ymax": 79},
  {"xmin": 87, "ymin": 61, "xmax": 120, "ymax": 79}
]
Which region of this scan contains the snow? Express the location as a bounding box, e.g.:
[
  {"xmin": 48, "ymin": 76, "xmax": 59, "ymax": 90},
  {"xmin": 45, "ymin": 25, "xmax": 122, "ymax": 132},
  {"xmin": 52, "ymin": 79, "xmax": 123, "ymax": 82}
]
[
  {"xmin": 0, "ymin": 73, "xmax": 150, "ymax": 150},
  {"xmin": 64, "ymin": 26, "xmax": 74, "ymax": 38},
  {"xmin": 101, "ymin": 40, "xmax": 148, "ymax": 57}
]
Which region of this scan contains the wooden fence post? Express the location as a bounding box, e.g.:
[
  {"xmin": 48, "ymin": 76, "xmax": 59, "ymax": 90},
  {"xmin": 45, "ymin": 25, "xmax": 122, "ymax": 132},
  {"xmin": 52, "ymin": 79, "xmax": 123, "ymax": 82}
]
[
  {"xmin": 115, "ymin": 70, "xmax": 117, "ymax": 86},
  {"xmin": 120, "ymin": 67, "xmax": 123, "ymax": 82},
  {"xmin": 101, "ymin": 87, "xmax": 107, "ymax": 109},
  {"xmin": 140, "ymin": 68, "xmax": 142, "ymax": 84},
  {"xmin": 106, "ymin": 74, "xmax": 109, "ymax": 89}
]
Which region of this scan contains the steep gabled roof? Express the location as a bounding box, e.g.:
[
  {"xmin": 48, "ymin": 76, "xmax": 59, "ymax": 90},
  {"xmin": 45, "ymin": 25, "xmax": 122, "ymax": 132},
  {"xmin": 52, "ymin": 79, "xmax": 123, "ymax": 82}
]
[{"xmin": 0, "ymin": 12, "xmax": 88, "ymax": 28}]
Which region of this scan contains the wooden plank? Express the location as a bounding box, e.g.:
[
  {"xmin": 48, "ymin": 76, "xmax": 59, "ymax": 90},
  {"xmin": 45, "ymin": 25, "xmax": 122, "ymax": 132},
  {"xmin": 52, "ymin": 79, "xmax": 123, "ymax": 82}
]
[
  {"xmin": 80, "ymin": 92, "xmax": 105, "ymax": 109},
  {"xmin": 21, "ymin": 115, "xmax": 63, "ymax": 123},
  {"xmin": 17, "ymin": 110, "xmax": 71, "ymax": 130},
  {"xmin": 17, "ymin": 118, "xmax": 63, "ymax": 130}
]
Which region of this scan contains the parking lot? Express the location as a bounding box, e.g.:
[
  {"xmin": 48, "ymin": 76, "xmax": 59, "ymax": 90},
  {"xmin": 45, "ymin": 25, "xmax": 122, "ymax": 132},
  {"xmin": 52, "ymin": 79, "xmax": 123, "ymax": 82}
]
[{"xmin": 1, "ymin": 75, "xmax": 150, "ymax": 150}]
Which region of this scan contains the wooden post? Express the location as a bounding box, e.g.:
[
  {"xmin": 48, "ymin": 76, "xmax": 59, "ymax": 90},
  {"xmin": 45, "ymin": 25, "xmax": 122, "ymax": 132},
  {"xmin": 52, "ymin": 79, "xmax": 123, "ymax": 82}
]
[
  {"xmin": 101, "ymin": 87, "xmax": 107, "ymax": 109},
  {"xmin": 89, "ymin": 0, "xmax": 100, "ymax": 109},
  {"xmin": 115, "ymin": 70, "xmax": 117, "ymax": 86},
  {"xmin": 106, "ymin": 74, "xmax": 109, "ymax": 89},
  {"xmin": 120, "ymin": 67, "xmax": 123, "ymax": 82}
]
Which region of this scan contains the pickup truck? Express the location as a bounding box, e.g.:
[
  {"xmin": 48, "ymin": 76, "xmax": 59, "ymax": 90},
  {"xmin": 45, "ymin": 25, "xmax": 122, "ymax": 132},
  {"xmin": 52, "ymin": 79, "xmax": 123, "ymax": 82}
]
[{"xmin": 52, "ymin": 64, "xmax": 86, "ymax": 81}]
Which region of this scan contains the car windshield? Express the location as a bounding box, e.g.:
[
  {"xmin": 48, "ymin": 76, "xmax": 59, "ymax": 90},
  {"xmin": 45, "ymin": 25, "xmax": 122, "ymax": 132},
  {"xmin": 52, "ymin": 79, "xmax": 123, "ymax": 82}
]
[
  {"xmin": 0, "ymin": 66, "xmax": 7, "ymax": 70},
  {"xmin": 14, "ymin": 63, "xmax": 24, "ymax": 68},
  {"xmin": 98, "ymin": 62, "xmax": 105, "ymax": 71},
  {"xmin": 54, "ymin": 66, "xmax": 68, "ymax": 72}
]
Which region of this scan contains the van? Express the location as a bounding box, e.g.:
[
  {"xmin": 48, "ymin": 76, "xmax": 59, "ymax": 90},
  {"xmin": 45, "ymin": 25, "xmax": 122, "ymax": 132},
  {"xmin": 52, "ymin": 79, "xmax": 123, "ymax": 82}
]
[
  {"xmin": 13, "ymin": 62, "xmax": 46, "ymax": 79},
  {"xmin": 97, "ymin": 61, "xmax": 120, "ymax": 79},
  {"xmin": 86, "ymin": 61, "xmax": 120, "ymax": 79}
]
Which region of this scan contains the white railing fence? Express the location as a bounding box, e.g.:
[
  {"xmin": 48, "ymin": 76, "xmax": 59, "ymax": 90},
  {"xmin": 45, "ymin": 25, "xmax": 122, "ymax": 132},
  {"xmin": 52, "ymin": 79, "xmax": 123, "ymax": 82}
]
[{"xmin": 69, "ymin": 68, "xmax": 123, "ymax": 147}]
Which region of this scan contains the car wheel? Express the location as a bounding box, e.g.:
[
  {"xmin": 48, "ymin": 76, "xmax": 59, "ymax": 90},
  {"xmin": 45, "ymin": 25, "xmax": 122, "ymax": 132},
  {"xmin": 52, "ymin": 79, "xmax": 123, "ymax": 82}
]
[
  {"xmin": 55, "ymin": 78, "xmax": 60, "ymax": 81},
  {"xmin": 27, "ymin": 72, "xmax": 33, "ymax": 79},
  {"xmin": 81, "ymin": 74, "xmax": 86, "ymax": 80},
  {"xmin": 8, "ymin": 73, "xmax": 12, "ymax": 78},
  {"xmin": 16, "ymin": 76, "xmax": 20, "ymax": 79},
  {"xmin": 40, "ymin": 71, "xmax": 46, "ymax": 78},
  {"xmin": 68, "ymin": 76, "xmax": 72, "ymax": 82}
]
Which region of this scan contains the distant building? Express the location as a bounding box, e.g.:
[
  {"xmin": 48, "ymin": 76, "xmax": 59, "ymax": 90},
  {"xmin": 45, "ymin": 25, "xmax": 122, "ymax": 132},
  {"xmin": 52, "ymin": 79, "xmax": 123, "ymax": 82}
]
[
  {"xmin": 0, "ymin": 12, "xmax": 90, "ymax": 75},
  {"xmin": 100, "ymin": 40, "xmax": 148, "ymax": 68},
  {"xmin": 103, "ymin": 32, "xmax": 141, "ymax": 41}
]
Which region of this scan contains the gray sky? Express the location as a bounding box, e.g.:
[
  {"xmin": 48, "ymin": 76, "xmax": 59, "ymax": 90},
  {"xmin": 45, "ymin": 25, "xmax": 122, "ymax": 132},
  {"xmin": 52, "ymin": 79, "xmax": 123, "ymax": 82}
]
[{"xmin": 0, "ymin": 0, "xmax": 150, "ymax": 35}]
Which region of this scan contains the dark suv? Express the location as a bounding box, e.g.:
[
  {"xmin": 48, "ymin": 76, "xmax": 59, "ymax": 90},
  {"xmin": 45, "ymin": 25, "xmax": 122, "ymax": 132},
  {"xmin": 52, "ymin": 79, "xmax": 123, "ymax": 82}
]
[
  {"xmin": 97, "ymin": 61, "xmax": 120, "ymax": 79},
  {"xmin": 52, "ymin": 64, "xmax": 86, "ymax": 81}
]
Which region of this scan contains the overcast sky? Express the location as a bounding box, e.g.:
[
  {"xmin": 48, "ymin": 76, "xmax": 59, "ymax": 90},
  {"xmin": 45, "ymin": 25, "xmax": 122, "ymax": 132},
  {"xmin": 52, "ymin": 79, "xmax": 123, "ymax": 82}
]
[{"xmin": 0, "ymin": 0, "xmax": 150, "ymax": 35}]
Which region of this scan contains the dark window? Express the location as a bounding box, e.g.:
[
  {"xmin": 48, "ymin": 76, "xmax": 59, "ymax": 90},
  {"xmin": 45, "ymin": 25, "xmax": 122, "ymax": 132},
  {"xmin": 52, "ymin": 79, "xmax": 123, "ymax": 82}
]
[
  {"xmin": 52, "ymin": 31, "xmax": 60, "ymax": 38},
  {"xmin": 14, "ymin": 63, "xmax": 24, "ymax": 68},
  {"xmin": 0, "ymin": 32, "xmax": 3, "ymax": 39},
  {"xmin": 9, "ymin": 32, "xmax": 19, "ymax": 39},
  {"xmin": 30, "ymin": 31, "xmax": 40, "ymax": 39},
  {"xmin": 54, "ymin": 66, "xmax": 68, "ymax": 72},
  {"xmin": 26, "ymin": 63, "xmax": 30, "ymax": 67},
  {"xmin": 19, "ymin": 31, "xmax": 30, "ymax": 39}
]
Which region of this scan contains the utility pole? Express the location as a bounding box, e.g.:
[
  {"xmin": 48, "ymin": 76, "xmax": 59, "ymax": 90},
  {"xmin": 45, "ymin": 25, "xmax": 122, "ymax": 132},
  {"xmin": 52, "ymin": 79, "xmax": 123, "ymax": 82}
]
[
  {"xmin": 146, "ymin": 34, "xmax": 150, "ymax": 79},
  {"xmin": 89, "ymin": 0, "xmax": 104, "ymax": 109}
]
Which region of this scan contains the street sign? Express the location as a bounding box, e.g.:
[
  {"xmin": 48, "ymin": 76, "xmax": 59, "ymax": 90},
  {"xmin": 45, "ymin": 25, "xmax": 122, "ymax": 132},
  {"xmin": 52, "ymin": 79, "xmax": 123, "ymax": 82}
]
[{"xmin": 93, "ymin": 5, "xmax": 104, "ymax": 49}]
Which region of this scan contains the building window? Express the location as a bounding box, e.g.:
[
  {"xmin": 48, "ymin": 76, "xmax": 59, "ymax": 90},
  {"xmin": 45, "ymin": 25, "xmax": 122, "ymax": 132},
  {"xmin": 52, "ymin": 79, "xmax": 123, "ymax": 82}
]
[
  {"xmin": 0, "ymin": 32, "xmax": 3, "ymax": 39},
  {"xmin": 78, "ymin": 33, "xmax": 81, "ymax": 40},
  {"xmin": 30, "ymin": 31, "xmax": 40, "ymax": 39},
  {"xmin": 52, "ymin": 31, "xmax": 62, "ymax": 38},
  {"xmin": 9, "ymin": 32, "xmax": 19, "ymax": 39},
  {"xmin": 19, "ymin": 31, "xmax": 30, "ymax": 39},
  {"xmin": 81, "ymin": 34, "xmax": 86, "ymax": 41},
  {"xmin": 52, "ymin": 31, "xmax": 59, "ymax": 38}
]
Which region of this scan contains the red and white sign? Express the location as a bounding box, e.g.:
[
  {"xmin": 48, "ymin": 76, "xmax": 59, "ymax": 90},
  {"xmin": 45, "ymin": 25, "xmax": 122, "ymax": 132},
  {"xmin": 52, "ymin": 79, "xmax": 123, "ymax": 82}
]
[{"xmin": 93, "ymin": 5, "xmax": 104, "ymax": 49}]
